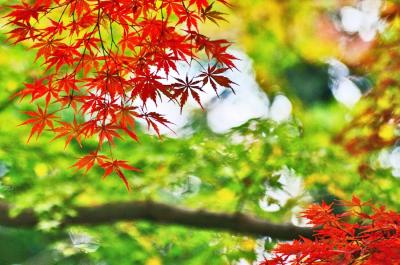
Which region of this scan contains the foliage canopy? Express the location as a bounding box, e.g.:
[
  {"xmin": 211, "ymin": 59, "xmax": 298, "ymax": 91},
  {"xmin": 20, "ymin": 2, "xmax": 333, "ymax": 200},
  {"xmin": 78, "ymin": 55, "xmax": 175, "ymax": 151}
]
[{"xmin": 0, "ymin": 0, "xmax": 399, "ymax": 265}]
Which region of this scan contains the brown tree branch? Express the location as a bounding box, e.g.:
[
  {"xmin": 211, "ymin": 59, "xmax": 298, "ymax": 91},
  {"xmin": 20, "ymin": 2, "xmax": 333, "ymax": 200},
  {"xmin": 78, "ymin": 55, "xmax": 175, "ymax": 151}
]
[{"xmin": 0, "ymin": 200, "xmax": 314, "ymax": 240}]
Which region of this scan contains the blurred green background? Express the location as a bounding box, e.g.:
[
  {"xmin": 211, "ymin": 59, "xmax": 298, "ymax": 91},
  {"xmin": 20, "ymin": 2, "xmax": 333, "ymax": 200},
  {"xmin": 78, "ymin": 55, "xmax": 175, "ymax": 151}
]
[{"xmin": 0, "ymin": 0, "xmax": 399, "ymax": 264}]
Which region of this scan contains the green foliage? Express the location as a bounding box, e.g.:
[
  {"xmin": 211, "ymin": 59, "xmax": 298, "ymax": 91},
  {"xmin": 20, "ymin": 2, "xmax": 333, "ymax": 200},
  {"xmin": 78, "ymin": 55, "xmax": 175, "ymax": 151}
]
[{"xmin": 0, "ymin": 0, "xmax": 399, "ymax": 264}]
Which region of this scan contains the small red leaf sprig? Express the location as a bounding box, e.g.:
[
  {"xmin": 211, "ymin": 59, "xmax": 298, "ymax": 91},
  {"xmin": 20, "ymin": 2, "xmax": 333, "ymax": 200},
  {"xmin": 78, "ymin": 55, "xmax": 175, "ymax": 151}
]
[
  {"xmin": 3, "ymin": 0, "xmax": 236, "ymax": 190},
  {"xmin": 262, "ymin": 196, "xmax": 400, "ymax": 265}
]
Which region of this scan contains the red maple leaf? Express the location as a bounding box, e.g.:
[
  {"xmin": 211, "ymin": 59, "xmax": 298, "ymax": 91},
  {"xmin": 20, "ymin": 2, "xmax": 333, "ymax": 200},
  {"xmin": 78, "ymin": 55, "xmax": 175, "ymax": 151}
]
[
  {"xmin": 52, "ymin": 118, "xmax": 83, "ymax": 149},
  {"xmin": 140, "ymin": 111, "xmax": 173, "ymax": 137},
  {"xmin": 199, "ymin": 64, "xmax": 236, "ymax": 94},
  {"xmin": 3, "ymin": 0, "xmax": 236, "ymax": 189},
  {"xmin": 262, "ymin": 197, "xmax": 400, "ymax": 265},
  {"xmin": 99, "ymin": 160, "xmax": 141, "ymax": 191},
  {"xmin": 73, "ymin": 151, "xmax": 108, "ymax": 174},
  {"xmin": 20, "ymin": 105, "xmax": 57, "ymax": 142},
  {"xmin": 172, "ymin": 76, "xmax": 204, "ymax": 110}
]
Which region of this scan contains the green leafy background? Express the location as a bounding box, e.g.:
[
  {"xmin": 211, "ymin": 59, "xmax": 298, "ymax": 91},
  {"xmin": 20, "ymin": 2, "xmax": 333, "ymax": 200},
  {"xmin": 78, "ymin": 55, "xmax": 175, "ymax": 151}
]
[{"xmin": 0, "ymin": 0, "xmax": 398, "ymax": 264}]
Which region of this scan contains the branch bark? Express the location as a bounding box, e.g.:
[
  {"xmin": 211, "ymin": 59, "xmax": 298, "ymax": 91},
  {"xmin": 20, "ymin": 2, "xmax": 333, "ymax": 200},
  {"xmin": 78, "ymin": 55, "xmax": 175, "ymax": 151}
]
[{"xmin": 0, "ymin": 200, "xmax": 314, "ymax": 240}]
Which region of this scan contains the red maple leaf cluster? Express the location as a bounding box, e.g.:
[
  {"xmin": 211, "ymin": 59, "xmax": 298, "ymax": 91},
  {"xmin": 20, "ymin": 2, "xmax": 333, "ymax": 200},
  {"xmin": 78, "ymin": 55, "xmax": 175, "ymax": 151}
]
[
  {"xmin": 3, "ymin": 0, "xmax": 236, "ymax": 190},
  {"xmin": 262, "ymin": 197, "xmax": 400, "ymax": 265}
]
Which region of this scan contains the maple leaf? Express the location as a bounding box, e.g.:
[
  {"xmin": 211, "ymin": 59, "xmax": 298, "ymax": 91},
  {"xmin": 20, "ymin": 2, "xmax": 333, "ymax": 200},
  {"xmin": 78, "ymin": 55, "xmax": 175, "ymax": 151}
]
[
  {"xmin": 55, "ymin": 74, "xmax": 79, "ymax": 94},
  {"xmin": 16, "ymin": 77, "xmax": 47, "ymax": 102},
  {"xmin": 73, "ymin": 151, "xmax": 108, "ymax": 174},
  {"xmin": 70, "ymin": 0, "xmax": 91, "ymax": 18},
  {"xmin": 55, "ymin": 94, "xmax": 80, "ymax": 111},
  {"xmin": 20, "ymin": 105, "xmax": 57, "ymax": 142},
  {"xmin": 162, "ymin": 0, "xmax": 185, "ymax": 17},
  {"xmin": 172, "ymin": 76, "xmax": 204, "ymax": 110},
  {"xmin": 199, "ymin": 64, "xmax": 236, "ymax": 94},
  {"xmin": 6, "ymin": 2, "xmax": 46, "ymax": 23},
  {"xmin": 97, "ymin": 124, "xmax": 122, "ymax": 147},
  {"xmin": 6, "ymin": 21, "xmax": 38, "ymax": 43},
  {"xmin": 45, "ymin": 44, "xmax": 81, "ymax": 72},
  {"xmin": 42, "ymin": 19, "xmax": 67, "ymax": 36},
  {"xmin": 130, "ymin": 71, "xmax": 169, "ymax": 105},
  {"xmin": 68, "ymin": 13, "xmax": 98, "ymax": 36},
  {"xmin": 35, "ymin": 0, "xmax": 52, "ymax": 8},
  {"xmin": 52, "ymin": 118, "xmax": 83, "ymax": 149},
  {"xmin": 262, "ymin": 197, "xmax": 400, "ymax": 265},
  {"xmin": 201, "ymin": 3, "xmax": 228, "ymax": 25},
  {"xmin": 4, "ymin": 0, "xmax": 236, "ymax": 189},
  {"xmin": 74, "ymin": 34, "xmax": 100, "ymax": 55},
  {"xmin": 176, "ymin": 9, "xmax": 200, "ymax": 31},
  {"xmin": 204, "ymin": 39, "xmax": 237, "ymax": 69},
  {"xmin": 19, "ymin": 77, "xmax": 59, "ymax": 107},
  {"xmin": 115, "ymin": 105, "xmax": 138, "ymax": 129},
  {"xmin": 140, "ymin": 112, "xmax": 173, "ymax": 137},
  {"xmin": 80, "ymin": 119, "xmax": 99, "ymax": 138},
  {"xmin": 189, "ymin": 0, "xmax": 209, "ymax": 10},
  {"xmin": 31, "ymin": 39, "xmax": 62, "ymax": 61},
  {"xmin": 85, "ymin": 70, "xmax": 127, "ymax": 98},
  {"xmin": 98, "ymin": 160, "xmax": 141, "ymax": 190},
  {"xmin": 115, "ymin": 105, "xmax": 139, "ymax": 142}
]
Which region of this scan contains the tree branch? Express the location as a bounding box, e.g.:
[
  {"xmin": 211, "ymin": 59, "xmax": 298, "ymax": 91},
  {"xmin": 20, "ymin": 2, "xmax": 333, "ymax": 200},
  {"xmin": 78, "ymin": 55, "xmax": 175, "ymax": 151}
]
[
  {"xmin": 0, "ymin": 97, "xmax": 15, "ymax": 112},
  {"xmin": 0, "ymin": 88, "xmax": 22, "ymax": 112},
  {"xmin": 0, "ymin": 200, "xmax": 314, "ymax": 240}
]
